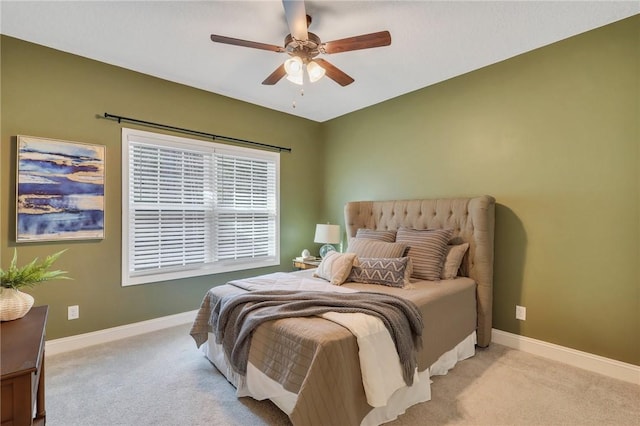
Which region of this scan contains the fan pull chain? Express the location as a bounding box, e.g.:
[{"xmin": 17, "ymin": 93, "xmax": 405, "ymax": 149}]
[{"xmin": 292, "ymin": 87, "xmax": 305, "ymax": 109}]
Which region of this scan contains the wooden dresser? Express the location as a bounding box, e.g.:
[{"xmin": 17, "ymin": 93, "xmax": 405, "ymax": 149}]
[{"xmin": 1, "ymin": 305, "xmax": 48, "ymax": 426}]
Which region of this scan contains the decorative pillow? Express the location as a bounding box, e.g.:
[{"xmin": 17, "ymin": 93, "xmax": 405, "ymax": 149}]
[
  {"xmin": 348, "ymin": 257, "xmax": 411, "ymax": 288},
  {"xmin": 396, "ymin": 228, "xmax": 453, "ymax": 281},
  {"xmin": 440, "ymin": 243, "xmax": 469, "ymax": 280},
  {"xmin": 355, "ymin": 228, "xmax": 397, "ymax": 242},
  {"xmin": 313, "ymin": 251, "xmax": 357, "ymax": 285},
  {"xmin": 345, "ymin": 238, "xmax": 407, "ymax": 258}
]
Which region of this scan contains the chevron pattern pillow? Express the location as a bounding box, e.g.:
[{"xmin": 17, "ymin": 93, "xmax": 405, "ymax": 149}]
[{"xmin": 348, "ymin": 257, "xmax": 410, "ymax": 288}]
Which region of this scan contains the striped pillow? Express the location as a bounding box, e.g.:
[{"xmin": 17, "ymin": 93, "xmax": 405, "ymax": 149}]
[
  {"xmin": 355, "ymin": 228, "xmax": 397, "ymax": 242},
  {"xmin": 348, "ymin": 257, "xmax": 410, "ymax": 288},
  {"xmin": 346, "ymin": 238, "xmax": 407, "ymax": 258},
  {"xmin": 396, "ymin": 228, "xmax": 453, "ymax": 281}
]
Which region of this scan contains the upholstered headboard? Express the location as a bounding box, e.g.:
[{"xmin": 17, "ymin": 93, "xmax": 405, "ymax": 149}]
[{"xmin": 344, "ymin": 195, "xmax": 495, "ymax": 347}]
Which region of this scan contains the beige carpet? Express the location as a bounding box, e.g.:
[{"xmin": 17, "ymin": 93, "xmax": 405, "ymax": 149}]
[{"xmin": 45, "ymin": 324, "xmax": 639, "ymax": 426}]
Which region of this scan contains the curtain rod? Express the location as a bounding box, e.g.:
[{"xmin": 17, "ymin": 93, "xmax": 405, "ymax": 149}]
[{"xmin": 100, "ymin": 112, "xmax": 292, "ymax": 153}]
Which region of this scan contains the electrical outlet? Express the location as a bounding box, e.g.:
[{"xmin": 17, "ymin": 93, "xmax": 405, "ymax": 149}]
[
  {"xmin": 515, "ymin": 305, "xmax": 526, "ymax": 321},
  {"xmin": 68, "ymin": 305, "xmax": 79, "ymax": 320}
]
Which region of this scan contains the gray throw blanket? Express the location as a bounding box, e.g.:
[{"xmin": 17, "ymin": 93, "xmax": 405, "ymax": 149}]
[{"xmin": 211, "ymin": 290, "xmax": 424, "ymax": 386}]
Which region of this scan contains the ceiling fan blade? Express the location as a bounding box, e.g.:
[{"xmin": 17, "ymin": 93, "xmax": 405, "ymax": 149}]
[
  {"xmin": 322, "ymin": 31, "xmax": 391, "ymax": 54},
  {"xmin": 282, "ymin": 0, "xmax": 309, "ymax": 41},
  {"xmin": 210, "ymin": 34, "xmax": 284, "ymax": 53},
  {"xmin": 314, "ymin": 59, "xmax": 354, "ymax": 87},
  {"xmin": 262, "ymin": 64, "xmax": 287, "ymax": 85}
]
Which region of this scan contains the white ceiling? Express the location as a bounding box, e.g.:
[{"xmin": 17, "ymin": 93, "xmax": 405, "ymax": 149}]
[{"xmin": 1, "ymin": 1, "xmax": 638, "ymax": 122}]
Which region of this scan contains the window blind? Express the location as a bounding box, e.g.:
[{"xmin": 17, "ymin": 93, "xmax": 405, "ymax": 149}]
[
  {"xmin": 214, "ymin": 153, "xmax": 277, "ymax": 261},
  {"xmin": 122, "ymin": 128, "xmax": 279, "ymax": 286},
  {"xmin": 129, "ymin": 143, "xmax": 214, "ymax": 272}
]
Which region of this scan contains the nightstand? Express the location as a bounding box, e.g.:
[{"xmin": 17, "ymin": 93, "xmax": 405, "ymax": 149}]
[
  {"xmin": 293, "ymin": 259, "xmax": 321, "ymax": 270},
  {"xmin": 1, "ymin": 305, "xmax": 48, "ymax": 426}
]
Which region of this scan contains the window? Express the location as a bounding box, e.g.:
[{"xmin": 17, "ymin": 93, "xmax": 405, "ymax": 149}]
[{"xmin": 122, "ymin": 128, "xmax": 279, "ymax": 286}]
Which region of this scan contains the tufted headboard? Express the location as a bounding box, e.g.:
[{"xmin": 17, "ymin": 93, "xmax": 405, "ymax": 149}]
[{"xmin": 344, "ymin": 195, "xmax": 495, "ymax": 347}]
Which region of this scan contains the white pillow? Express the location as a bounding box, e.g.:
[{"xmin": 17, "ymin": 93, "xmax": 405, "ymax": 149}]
[{"xmin": 313, "ymin": 251, "xmax": 357, "ymax": 285}]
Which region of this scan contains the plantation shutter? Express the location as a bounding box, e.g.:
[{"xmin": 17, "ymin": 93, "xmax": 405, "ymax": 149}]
[
  {"xmin": 128, "ymin": 143, "xmax": 214, "ymax": 272},
  {"xmin": 214, "ymin": 152, "xmax": 277, "ymax": 261},
  {"xmin": 123, "ymin": 128, "xmax": 280, "ymax": 286}
]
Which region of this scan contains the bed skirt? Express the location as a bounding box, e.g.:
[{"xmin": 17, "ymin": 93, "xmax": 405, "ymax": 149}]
[{"xmin": 202, "ymin": 331, "xmax": 476, "ymax": 425}]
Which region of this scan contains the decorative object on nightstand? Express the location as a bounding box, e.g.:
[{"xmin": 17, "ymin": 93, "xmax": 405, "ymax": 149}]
[
  {"xmin": 314, "ymin": 223, "xmax": 341, "ymax": 258},
  {"xmin": 294, "ymin": 248, "xmax": 321, "ymax": 270},
  {"xmin": 297, "ymin": 249, "xmax": 312, "ymax": 260},
  {"xmin": 293, "ymin": 258, "xmax": 321, "ymax": 270},
  {"xmin": 0, "ymin": 249, "xmax": 70, "ymax": 321}
]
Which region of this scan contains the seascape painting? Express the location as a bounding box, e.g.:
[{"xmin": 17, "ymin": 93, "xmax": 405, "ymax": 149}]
[{"xmin": 17, "ymin": 135, "xmax": 105, "ymax": 242}]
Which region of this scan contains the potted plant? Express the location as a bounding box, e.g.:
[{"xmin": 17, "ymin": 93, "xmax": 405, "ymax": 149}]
[{"xmin": 0, "ymin": 249, "xmax": 70, "ymax": 321}]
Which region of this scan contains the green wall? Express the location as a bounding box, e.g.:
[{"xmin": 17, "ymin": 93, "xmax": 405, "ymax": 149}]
[
  {"xmin": 323, "ymin": 15, "xmax": 639, "ymax": 365},
  {"xmin": 2, "ymin": 15, "xmax": 638, "ymax": 366},
  {"xmin": 1, "ymin": 36, "xmax": 324, "ymax": 340}
]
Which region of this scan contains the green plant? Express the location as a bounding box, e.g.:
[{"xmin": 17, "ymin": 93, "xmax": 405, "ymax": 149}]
[{"xmin": 1, "ymin": 249, "xmax": 71, "ymax": 289}]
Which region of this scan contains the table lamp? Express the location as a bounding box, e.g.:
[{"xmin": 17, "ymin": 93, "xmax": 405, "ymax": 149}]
[{"xmin": 314, "ymin": 224, "xmax": 341, "ymax": 258}]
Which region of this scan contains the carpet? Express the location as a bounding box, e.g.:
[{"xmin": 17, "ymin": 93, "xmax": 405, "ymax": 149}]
[{"xmin": 45, "ymin": 324, "xmax": 640, "ymax": 425}]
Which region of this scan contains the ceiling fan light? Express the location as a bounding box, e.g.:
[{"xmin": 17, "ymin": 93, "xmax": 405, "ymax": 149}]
[
  {"xmin": 307, "ymin": 61, "xmax": 326, "ymax": 83},
  {"xmin": 284, "ymin": 56, "xmax": 304, "ymax": 77},
  {"xmin": 286, "ymin": 73, "xmax": 304, "ymax": 85}
]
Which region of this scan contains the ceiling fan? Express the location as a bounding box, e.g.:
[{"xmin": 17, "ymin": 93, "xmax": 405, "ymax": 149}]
[{"xmin": 210, "ymin": 0, "xmax": 391, "ymax": 87}]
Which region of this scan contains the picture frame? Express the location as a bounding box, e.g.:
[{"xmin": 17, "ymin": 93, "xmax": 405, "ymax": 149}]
[{"xmin": 16, "ymin": 135, "xmax": 105, "ymax": 242}]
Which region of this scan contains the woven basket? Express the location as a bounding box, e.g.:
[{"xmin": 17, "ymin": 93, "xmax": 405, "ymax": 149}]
[{"xmin": 0, "ymin": 288, "xmax": 35, "ymax": 321}]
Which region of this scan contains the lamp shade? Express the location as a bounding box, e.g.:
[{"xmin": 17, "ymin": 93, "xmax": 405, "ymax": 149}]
[
  {"xmin": 284, "ymin": 56, "xmax": 303, "ymax": 75},
  {"xmin": 286, "ymin": 73, "xmax": 304, "ymax": 85},
  {"xmin": 314, "ymin": 224, "xmax": 341, "ymax": 244},
  {"xmin": 284, "ymin": 57, "xmax": 304, "ymax": 85},
  {"xmin": 306, "ymin": 60, "xmax": 326, "ymax": 83}
]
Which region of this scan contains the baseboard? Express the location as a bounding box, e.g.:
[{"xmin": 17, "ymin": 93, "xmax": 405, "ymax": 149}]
[
  {"xmin": 491, "ymin": 328, "xmax": 640, "ymax": 386},
  {"xmin": 45, "ymin": 309, "xmax": 199, "ymax": 356}
]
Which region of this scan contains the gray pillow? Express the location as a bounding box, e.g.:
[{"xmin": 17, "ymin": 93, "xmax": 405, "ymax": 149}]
[{"xmin": 348, "ymin": 257, "xmax": 410, "ymax": 288}]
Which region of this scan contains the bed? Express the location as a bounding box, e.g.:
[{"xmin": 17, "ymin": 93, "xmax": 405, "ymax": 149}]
[{"xmin": 190, "ymin": 195, "xmax": 495, "ymax": 425}]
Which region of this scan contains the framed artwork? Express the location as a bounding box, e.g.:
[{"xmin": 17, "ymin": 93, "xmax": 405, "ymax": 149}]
[{"xmin": 16, "ymin": 135, "xmax": 105, "ymax": 242}]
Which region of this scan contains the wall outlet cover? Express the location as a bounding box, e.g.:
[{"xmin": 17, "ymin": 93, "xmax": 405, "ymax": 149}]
[
  {"xmin": 516, "ymin": 305, "xmax": 526, "ymax": 321},
  {"xmin": 68, "ymin": 305, "xmax": 79, "ymax": 320}
]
